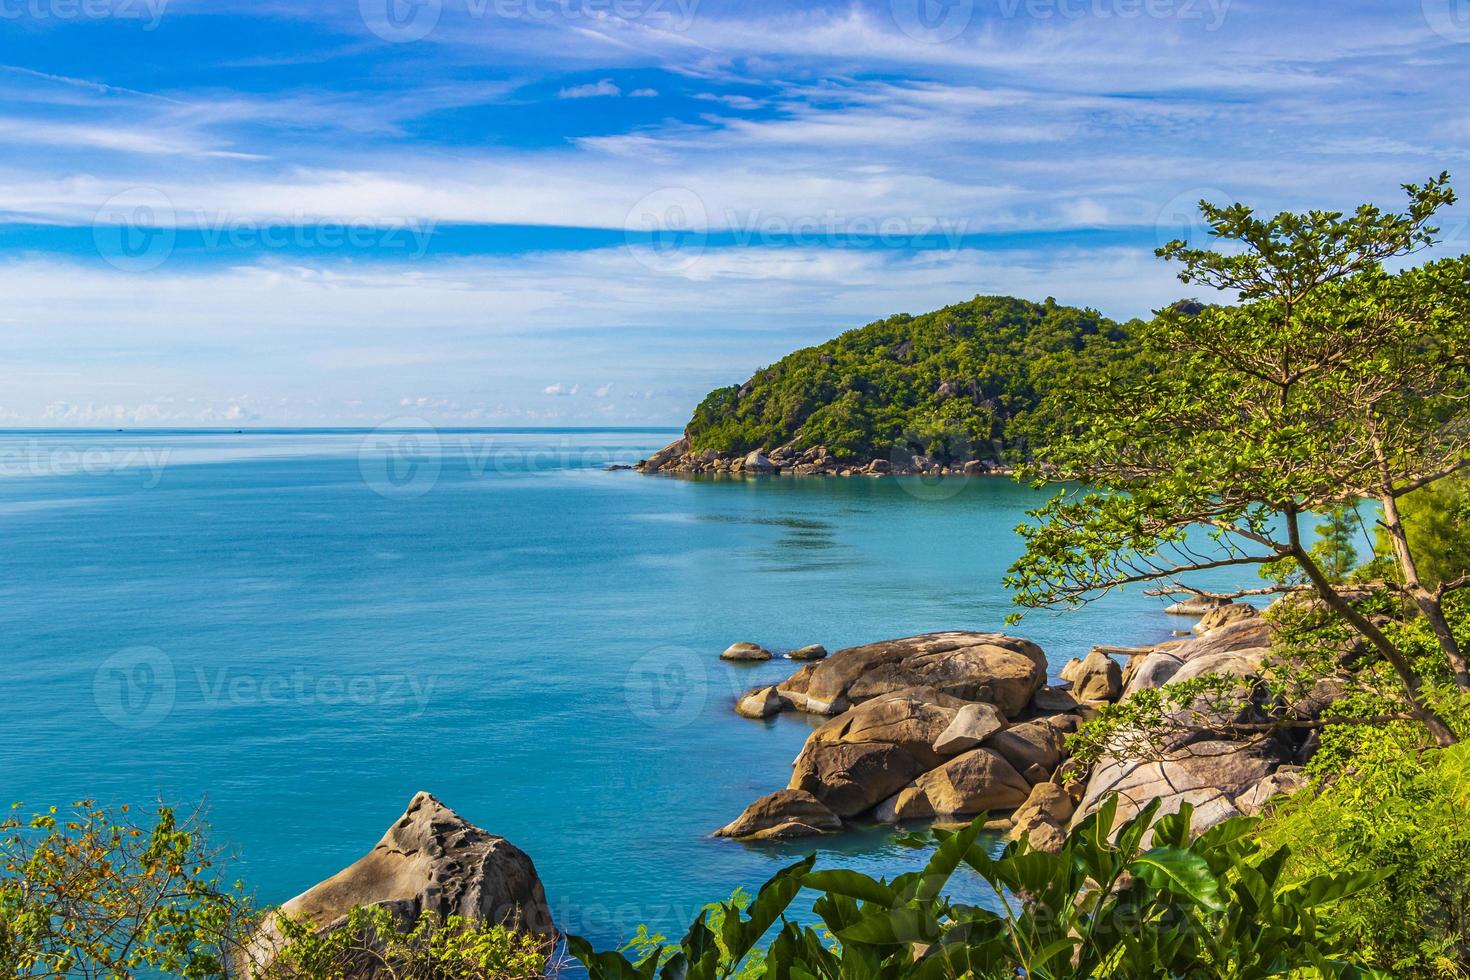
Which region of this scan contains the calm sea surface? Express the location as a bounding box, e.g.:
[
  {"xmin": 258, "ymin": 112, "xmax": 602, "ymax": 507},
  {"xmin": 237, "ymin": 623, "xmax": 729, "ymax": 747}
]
[{"xmin": 0, "ymin": 428, "xmax": 1262, "ymax": 949}]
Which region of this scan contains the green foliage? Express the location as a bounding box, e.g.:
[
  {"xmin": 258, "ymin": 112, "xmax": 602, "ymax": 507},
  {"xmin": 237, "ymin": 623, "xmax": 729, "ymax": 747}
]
[
  {"xmin": 1006, "ymin": 175, "xmax": 1470, "ymax": 743},
  {"xmin": 683, "ymin": 295, "xmax": 1142, "ymax": 461},
  {"xmin": 1377, "ymin": 475, "xmax": 1470, "ymax": 590},
  {"xmin": 571, "ymin": 800, "xmax": 1382, "ymax": 979},
  {"xmin": 0, "ymin": 800, "xmax": 249, "ymax": 979},
  {"xmin": 263, "ymin": 905, "xmax": 550, "ymax": 980},
  {"xmin": 1260, "ymin": 743, "xmax": 1470, "ymax": 977}
]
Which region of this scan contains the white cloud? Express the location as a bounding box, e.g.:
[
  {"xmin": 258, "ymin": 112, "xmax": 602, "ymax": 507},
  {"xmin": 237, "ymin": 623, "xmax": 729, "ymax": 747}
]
[
  {"xmin": 543, "ymin": 382, "xmax": 581, "ymax": 396},
  {"xmin": 629, "ymin": 88, "xmax": 659, "ymax": 98},
  {"xmin": 557, "ymin": 79, "xmax": 621, "ymax": 99}
]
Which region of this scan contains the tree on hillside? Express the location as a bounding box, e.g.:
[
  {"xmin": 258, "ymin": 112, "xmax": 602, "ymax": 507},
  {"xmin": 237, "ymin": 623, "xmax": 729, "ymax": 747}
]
[{"xmin": 1006, "ymin": 174, "xmax": 1470, "ymax": 746}]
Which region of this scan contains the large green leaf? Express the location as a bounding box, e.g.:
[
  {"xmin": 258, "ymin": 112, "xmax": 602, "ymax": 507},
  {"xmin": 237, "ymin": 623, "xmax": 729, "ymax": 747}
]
[{"xmin": 1128, "ymin": 847, "xmax": 1227, "ymax": 912}]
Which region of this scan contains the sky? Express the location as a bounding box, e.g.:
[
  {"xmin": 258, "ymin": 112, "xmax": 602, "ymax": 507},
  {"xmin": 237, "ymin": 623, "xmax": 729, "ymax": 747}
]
[{"xmin": 0, "ymin": 0, "xmax": 1468, "ymax": 427}]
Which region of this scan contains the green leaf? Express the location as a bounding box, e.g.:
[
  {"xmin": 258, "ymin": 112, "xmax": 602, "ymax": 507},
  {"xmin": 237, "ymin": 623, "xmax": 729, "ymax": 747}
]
[{"xmin": 1128, "ymin": 848, "xmax": 1227, "ymax": 912}]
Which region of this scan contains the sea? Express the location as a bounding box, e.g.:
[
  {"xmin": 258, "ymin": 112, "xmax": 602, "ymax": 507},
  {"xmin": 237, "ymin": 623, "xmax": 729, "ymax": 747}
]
[{"xmin": 0, "ymin": 428, "xmax": 1266, "ymax": 952}]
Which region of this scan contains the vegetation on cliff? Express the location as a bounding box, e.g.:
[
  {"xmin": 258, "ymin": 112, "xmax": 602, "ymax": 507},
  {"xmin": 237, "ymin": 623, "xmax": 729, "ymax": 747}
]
[{"xmin": 683, "ymin": 295, "xmax": 1145, "ymax": 463}]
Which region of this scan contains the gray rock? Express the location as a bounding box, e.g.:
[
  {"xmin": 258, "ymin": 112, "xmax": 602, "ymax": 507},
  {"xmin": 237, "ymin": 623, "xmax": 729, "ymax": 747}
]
[
  {"xmin": 1072, "ymin": 650, "xmax": 1123, "ymax": 702},
  {"xmin": 715, "ymin": 789, "xmax": 843, "ymax": 840},
  {"xmin": 932, "ymin": 702, "xmax": 1008, "ymax": 755},
  {"xmin": 721, "ymin": 642, "xmax": 773, "ymax": 662},
  {"xmin": 1192, "ymin": 602, "xmax": 1262, "ymax": 636},
  {"xmin": 742, "ymin": 450, "xmax": 776, "ymax": 473},
  {"xmin": 245, "ymin": 793, "xmax": 552, "ymax": 973},
  {"xmin": 785, "ymin": 644, "xmax": 829, "ymax": 661},
  {"xmin": 1031, "ymin": 686, "xmax": 1079, "ymax": 713},
  {"xmin": 875, "ymin": 748, "xmax": 1031, "ymax": 821},
  {"xmin": 787, "ymin": 631, "xmax": 1047, "ymax": 717},
  {"xmin": 736, "ymin": 686, "xmax": 789, "ymax": 719},
  {"xmin": 985, "ymin": 716, "xmax": 1071, "ymax": 776}
]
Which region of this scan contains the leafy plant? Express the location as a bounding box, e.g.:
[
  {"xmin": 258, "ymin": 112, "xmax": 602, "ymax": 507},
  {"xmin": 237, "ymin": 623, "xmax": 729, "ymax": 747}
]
[
  {"xmin": 570, "ymin": 798, "xmax": 1382, "ymax": 979},
  {"xmin": 0, "ymin": 800, "xmax": 250, "ymax": 979},
  {"xmin": 261, "ymin": 905, "xmax": 552, "ymax": 980}
]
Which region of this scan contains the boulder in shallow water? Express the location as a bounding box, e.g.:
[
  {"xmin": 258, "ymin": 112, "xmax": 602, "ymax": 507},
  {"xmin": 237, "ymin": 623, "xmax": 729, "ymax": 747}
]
[
  {"xmin": 788, "ymin": 632, "xmax": 1046, "ymax": 717},
  {"xmin": 246, "ymin": 793, "xmax": 552, "ymax": 973},
  {"xmin": 742, "ymin": 450, "xmax": 776, "ymax": 473},
  {"xmin": 736, "ymin": 685, "xmax": 789, "ymax": 719},
  {"xmin": 721, "ymin": 642, "xmax": 773, "ymax": 662},
  {"xmin": 785, "ymin": 644, "xmax": 829, "ymax": 661},
  {"xmin": 715, "ymin": 789, "xmax": 843, "ymax": 840}
]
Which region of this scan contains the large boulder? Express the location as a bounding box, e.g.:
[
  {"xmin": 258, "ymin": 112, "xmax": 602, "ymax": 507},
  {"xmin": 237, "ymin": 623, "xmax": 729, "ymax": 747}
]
[
  {"xmin": 1193, "ymin": 602, "xmax": 1261, "ymax": 635},
  {"xmin": 786, "ymin": 632, "xmax": 1046, "ymax": 717},
  {"xmin": 1008, "ymin": 782, "xmax": 1074, "ymax": 853},
  {"xmin": 721, "ymin": 642, "xmax": 773, "ymax": 662},
  {"xmin": 932, "ymin": 702, "xmax": 1007, "ymax": 755},
  {"xmin": 736, "ymin": 686, "xmax": 789, "ymax": 719},
  {"xmin": 246, "ymin": 793, "xmax": 552, "ymax": 973},
  {"xmin": 785, "ymin": 644, "xmax": 829, "ymax": 661},
  {"xmin": 875, "ymin": 748, "xmax": 1031, "ymax": 821},
  {"xmin": 801, "ymin": 688, "xmax": 963, "ymax": 771},
  {"xmin": 1121, "ymin": 650, "xmax": 1185, "ymax": 695},
  {"xmin": 1072, "ymin": 742, "xmax": 1281, "ymax": 833},
  {"xmin": 640, "ymin": 437, "xmax": 689, "ymax": 473},
  {"xmin": 715, "ymin": 789, "xmax": 843, "ymax": 840},
  {"xmin": 1178, "ymin": 616, "xmax": 1273, "ymax": 661},
  {"xmin": 1071, "ymin": 650, "xmax": 1123, "ymax": 702},
  {"xmin": 985, "ymin": 716, "xmax": 1075, "ymax": 778},
  {"xmin": 742, "ymin": 450, "xmax": 776, "ymax": 473},
  {"xmin": 789, "ymin": 741, "xmax": 930, "ymax": 817}
]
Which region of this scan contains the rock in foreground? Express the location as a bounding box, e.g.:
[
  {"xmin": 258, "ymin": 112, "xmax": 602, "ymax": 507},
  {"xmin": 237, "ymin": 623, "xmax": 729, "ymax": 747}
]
[{"xmin": 246, "ymin": 792, "xmax": 553, "ymax": 973}]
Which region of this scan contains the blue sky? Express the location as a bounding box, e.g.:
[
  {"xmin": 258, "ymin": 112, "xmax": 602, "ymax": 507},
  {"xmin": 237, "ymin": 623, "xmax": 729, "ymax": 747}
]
[{"xmin": 0, "ymin": 0, "xmax": 1467, "ymax": 426}]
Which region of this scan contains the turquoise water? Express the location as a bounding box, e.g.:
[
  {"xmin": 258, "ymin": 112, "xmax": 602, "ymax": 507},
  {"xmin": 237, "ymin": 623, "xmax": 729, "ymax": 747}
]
[{"xmin": 0, "ymin": 428, "xmax": 1261, "ymax": 949}]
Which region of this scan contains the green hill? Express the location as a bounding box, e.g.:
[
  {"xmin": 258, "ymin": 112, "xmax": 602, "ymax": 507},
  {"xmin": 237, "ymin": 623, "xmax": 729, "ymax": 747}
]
[{"xmin": 683, "ymin": 294, "xmax": 1144, "ymax": 464}]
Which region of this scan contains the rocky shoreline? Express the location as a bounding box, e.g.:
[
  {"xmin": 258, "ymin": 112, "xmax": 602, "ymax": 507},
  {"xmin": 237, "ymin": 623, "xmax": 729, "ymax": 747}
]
[
  {"xmin": 253, "ymin": 601, "xmax": 1318, "ymax": 969},
  {"xmin": 634, "ymin": 437, "xmax": 1017, "ymax": 478},
  {"xmin": 715, "ymin": 601, "xmax": 1312, "ymax": 852}
]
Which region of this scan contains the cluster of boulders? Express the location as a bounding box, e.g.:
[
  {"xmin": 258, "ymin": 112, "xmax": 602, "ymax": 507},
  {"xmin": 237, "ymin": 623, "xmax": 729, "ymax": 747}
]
[
  {"xmin": 718, "ymin": 605, "xmax": 1318, "ymax": 851},
  {"xmin": 244, "ymin": 793, "xmax": 553, "ymax": 976},
  {"xmin": 635, "ymin": 437, "xmax": 1013, "ymax": 478}
]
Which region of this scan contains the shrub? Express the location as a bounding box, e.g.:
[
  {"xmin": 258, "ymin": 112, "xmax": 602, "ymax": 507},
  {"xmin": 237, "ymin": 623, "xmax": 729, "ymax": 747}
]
[
  {"xmin": 0, "ymin": 800, "xmax": 249, "ymax": 978},
  {"xmin": 262, "ymin": 906, "xmax": 552, "ymax": 979},
  {"xmin": 571, "ymin": 797, "xmax": 1382, "ymax": 979}
]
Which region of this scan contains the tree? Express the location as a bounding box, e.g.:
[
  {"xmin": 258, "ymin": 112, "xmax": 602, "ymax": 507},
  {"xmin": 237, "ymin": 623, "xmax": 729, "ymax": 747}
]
[
  {"xmin": 0, "ymin": 801, "xmax": 250, "ymax": 978},
  {"xmin": 1006, "ymin": 175, "xmax": 1470, "ymax": 746}
]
